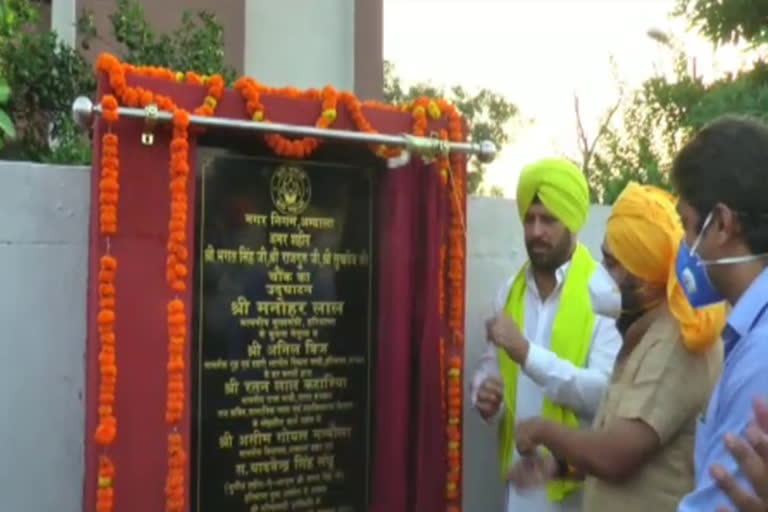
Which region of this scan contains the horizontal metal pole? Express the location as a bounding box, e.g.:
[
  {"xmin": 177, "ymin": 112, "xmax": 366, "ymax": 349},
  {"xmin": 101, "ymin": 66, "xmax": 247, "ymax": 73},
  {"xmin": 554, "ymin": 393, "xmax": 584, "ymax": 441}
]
[{"xmin": 72, "ymin": 96, "xmax": 497, "ymax": 163}]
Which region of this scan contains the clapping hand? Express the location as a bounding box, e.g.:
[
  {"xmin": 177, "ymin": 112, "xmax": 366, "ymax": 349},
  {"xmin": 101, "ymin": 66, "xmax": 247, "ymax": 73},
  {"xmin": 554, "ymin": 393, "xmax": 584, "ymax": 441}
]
[
  {"xmin": 515, "ymin": 417, "xmax": 544, "ymax": 456},
  {"xmin": 711, "ymin": 397, "xmax": 768, "ymax": 512}
]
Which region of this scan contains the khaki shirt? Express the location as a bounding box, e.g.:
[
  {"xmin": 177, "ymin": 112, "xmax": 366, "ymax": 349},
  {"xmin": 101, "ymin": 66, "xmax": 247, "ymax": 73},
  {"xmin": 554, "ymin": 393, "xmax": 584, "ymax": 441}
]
[{"xmin": 582, "ymin": 309, "xmax": 723, "ymax": 512}]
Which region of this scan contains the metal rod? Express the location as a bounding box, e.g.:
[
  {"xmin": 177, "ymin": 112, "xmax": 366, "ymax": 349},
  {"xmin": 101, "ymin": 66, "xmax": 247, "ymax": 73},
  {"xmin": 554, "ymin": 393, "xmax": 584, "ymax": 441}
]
[{"xmin": 72, "ymin": 96, "xmax": 497, "ymax": 163}]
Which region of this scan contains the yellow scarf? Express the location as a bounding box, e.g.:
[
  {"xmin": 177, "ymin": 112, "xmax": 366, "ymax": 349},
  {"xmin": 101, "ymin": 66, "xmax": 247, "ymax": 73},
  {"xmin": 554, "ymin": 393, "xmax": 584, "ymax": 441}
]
[
  {"xmin": 496, "ymin": 243, "xmax": 596, "ymax": 501},
  {"xmin": 605, "ymin": 182, "xmax": 726, "ymax": 351}
]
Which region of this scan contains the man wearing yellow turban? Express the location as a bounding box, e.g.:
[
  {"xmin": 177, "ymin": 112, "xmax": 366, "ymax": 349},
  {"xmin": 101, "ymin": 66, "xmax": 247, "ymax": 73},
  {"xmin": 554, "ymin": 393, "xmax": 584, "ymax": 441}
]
[
  {"xmin": 472, "ymin": 158, "xmax": 622, "ymax": 512},
  {"xmin": 508, "ymin": 182, "xmax": 726, "ymax": 512}
]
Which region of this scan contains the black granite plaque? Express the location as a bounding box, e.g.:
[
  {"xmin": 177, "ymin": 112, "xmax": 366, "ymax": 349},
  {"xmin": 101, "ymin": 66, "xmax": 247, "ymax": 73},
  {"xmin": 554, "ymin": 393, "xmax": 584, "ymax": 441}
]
[{"xmin": 192, "ymin": 153, "xmax": 374, "ymax": 512}]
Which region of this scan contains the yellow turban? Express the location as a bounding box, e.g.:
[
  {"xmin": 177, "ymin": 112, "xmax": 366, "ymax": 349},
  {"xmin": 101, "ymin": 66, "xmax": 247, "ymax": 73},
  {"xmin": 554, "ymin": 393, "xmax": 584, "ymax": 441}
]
[
  {"xmin": 516, "ymin": 158, "xmax": 590, "ymax": 233},
  {"xmin": 605, "ymin": 182, "xmax": 726, "ymax": 351}
]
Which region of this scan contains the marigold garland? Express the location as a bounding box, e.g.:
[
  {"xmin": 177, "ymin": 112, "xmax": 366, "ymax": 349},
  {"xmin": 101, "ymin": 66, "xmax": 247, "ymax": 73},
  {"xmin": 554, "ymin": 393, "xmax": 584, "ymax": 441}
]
[
  {"xmin": 437, "ymin": 129, "xmax": 450, "ymax": 186},
  {"xmin": 94, "ymin": 53, "xmax": 469, "ymax": 512},
  {"xmin": 164, "ymin": 108, "xmax": 191, "ymax": 512},
  {"xmin": 94, "ymin": 95, "xmax": 120, "ymax": 512},
  {"xmin": 443, "ymin": 117, "xmax": 466, "ymax": 511},
  {"xmin": 96, "ymin": 53, "xmax": 468, "ymax": 163},
  {"xmin": 99, "ymin": 97, "xmax": 119, "ymax": 236},
  {"xmin": 447, "ymin": 155, "xmax": 466, "ymax": 336},
  {"xmin": 95, "ymin": 253, "xmax": 118, "ymax": 446},
  {"xmin": 96, "ymin": 456, "xmax": 115, "ymax": 512},
  {"xmin": 96, "ymin": 54, "xmax": 224, "ymax": 122},
  {"xmin": 446, "ymin": 357, "xmax": 463, "ymax": 503}
]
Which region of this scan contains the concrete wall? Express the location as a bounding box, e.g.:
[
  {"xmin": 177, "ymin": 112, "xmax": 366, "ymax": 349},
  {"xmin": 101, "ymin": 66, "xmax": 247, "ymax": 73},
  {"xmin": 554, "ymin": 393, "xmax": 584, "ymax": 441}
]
[
  {"xmin": 244, "ymin": 0, "xmax": 355, "ymax": 90},
  {"xmin": 0, "ymin": 161, "xmax": 89, "ymax": 512},
  {"xmin": 242, "ymin": 0, "xmax": 384, "ymax": 98},
  {"xmin": 0, "ymin": 162, "xmax": 611, "ymax": 511}
]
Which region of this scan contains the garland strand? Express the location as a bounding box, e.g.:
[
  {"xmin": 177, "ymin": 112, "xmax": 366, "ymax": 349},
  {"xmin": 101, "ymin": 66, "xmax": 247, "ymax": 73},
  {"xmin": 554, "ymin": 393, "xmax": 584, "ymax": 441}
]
[
  {"xmin": 446, "ymin": 356, "xmax": 462, "ymax": 512},
  {"xmin": 164, "ymin": 108, "xmax": 192, "ymax": 512},
  {"xmin": 96, "ymin": 54, "xmax": 224, "ymax": 120},
  {"xmin": 444, "ymin": 120, "xmax": 466, "ymax": 511},
  {"xmin": 96, "ymin": 53, "xmax": 465, "ymax": 162},
  {"xmin": 94, "ymin": 95, "xmax": 120, "ymax": 512}
]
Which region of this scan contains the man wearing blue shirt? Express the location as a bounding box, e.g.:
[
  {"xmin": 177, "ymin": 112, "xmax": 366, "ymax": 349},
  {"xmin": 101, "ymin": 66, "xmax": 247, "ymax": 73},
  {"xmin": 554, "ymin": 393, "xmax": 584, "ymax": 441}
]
[
  {"xmin": 672, "ymin": 115, "xmax": 768, "ymax": 512},
  {"xmin": 712, "ymin": 398, "xmax": 768, "ymax": 511}
]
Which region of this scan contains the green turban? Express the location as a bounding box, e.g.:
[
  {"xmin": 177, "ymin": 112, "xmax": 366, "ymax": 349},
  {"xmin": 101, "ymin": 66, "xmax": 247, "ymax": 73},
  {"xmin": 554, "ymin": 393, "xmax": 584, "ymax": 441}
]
[{"xmin": 516, "ymin": 158, "xmax": 590, "ymax": 233}]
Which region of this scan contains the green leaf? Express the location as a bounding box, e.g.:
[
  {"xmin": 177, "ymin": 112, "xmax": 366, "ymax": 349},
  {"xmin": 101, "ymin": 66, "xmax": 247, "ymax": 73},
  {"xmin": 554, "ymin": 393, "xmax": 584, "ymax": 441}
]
[
  {"xmin": 0, "ymin": 109, "xmax": 16, "ymax": 139},
  {"xmin": 0, "ymin": 80, "xmax": 10, "ymax": 104}
]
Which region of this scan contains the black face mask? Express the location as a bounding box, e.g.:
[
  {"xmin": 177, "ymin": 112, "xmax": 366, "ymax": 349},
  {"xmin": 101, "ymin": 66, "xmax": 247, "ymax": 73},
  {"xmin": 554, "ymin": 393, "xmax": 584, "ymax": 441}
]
[{"xmin": 616, "ymin": 280, "xmax": 648, "ymax": 336}]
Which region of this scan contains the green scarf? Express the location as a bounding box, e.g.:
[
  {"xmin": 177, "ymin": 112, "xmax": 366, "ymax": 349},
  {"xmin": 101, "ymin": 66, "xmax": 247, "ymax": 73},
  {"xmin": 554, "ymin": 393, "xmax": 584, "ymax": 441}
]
[{"xmin": 496, "ymin": 243, "xmax": 596, "ymax": 502}]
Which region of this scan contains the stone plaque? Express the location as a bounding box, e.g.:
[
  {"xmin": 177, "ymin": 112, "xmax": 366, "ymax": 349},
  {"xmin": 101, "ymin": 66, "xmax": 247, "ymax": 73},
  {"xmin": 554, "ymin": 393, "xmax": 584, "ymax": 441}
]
[{"xmin": 193, "ymin": 153, "xmax": 374, "ymax": 512}]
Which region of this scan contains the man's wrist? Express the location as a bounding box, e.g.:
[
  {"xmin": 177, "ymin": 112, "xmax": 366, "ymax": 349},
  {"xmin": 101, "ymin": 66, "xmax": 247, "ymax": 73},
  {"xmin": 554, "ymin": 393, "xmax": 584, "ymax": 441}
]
[
  {"xmin": 531, "ymin": 417, "xmax": 549, "ymax": 446},
  {"xmin": 507, "ymin": 337, "xmax": 530, "ymax": 364}
]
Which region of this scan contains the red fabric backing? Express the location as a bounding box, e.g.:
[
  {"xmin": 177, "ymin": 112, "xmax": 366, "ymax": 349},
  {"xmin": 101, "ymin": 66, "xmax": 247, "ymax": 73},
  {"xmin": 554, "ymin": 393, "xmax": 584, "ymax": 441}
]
[{"xmin": 84, "ymin": 74, "xmax": 465, "ymax": 512}]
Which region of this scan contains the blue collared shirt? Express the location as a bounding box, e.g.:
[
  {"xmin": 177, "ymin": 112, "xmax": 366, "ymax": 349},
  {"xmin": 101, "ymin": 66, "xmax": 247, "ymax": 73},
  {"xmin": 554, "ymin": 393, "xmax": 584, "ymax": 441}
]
[{"xmin": 678, "ymin": 267, "xmax": 768, "ymax": 511}]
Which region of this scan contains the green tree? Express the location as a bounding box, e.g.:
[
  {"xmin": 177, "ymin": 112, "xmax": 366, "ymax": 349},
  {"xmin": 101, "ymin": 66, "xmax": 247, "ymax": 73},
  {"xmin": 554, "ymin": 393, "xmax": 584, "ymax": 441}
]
[
  {"xmin": 0, "ymin": 76, "xmax": 14, "ymax": 149},
  {"xmin": 383, "ymin": 60, "xmax": 522, "ymax": 195},
  {"xmin": 0, "ymin": 0, "xmax": 235, "ymax": 164},
  {"xmin": 78, "ymin": 0, "xmax": 236, "ymax": 83},
  {"xmin": 0, "ymin": 1, "xmax": 38, "ymax": 148},
  {"xmin": 587, "ymin": 63, "xmax": 698, "ymax": 203},
  {"xmin": 0, "ymin": 0, "xmax": 39, "ymax": 152},
  {"xmin": 0, "ymin": 0, "xmax": 95, "ymax": 163},
  {"xmin": 587, "ymin": 3, "xmax": 768, "ymax": 204},
  {"xmin": 674, "ymin": 0, "xmax": 768, "ymax": 45}
]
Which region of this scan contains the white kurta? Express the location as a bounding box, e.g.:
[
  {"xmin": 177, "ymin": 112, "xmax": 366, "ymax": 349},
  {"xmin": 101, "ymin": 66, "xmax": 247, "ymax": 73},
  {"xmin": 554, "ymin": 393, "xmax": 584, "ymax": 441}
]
[{"xmin": 471, "ymin": 260, "xmax": 622, "ymax": 512}]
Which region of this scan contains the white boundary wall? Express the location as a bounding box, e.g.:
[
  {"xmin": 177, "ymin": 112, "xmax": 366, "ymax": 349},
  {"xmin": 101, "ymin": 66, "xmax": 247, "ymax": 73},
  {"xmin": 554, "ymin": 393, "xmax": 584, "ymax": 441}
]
[
  {"xmin": 0, "ymin": 162, "xmax": 89, "ymax": 512},
  {"xmin": 0, "ymin": 161, "xmax": 611, "ymax": 511}
]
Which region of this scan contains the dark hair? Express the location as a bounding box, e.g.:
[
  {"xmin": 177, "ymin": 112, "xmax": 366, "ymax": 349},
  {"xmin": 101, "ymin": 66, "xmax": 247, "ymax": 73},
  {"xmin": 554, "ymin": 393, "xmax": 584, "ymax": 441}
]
[{"xmin": 672, "ymin": 115, "xmax": 768, "ymax": 254}]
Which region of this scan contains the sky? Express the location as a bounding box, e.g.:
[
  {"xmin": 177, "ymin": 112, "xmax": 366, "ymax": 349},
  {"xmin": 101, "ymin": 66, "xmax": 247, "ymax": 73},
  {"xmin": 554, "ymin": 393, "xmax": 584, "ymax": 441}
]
[{"xmin": 382, "ymin": 0, "xmax": 749, "ymax": 196}]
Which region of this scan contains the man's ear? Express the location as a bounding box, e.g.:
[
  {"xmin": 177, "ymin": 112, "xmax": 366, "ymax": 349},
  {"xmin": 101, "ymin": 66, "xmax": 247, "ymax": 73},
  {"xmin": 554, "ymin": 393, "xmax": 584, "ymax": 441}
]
[{"xmin": 712, "ymin": 203, "xmax": 739, "ymax": 246}]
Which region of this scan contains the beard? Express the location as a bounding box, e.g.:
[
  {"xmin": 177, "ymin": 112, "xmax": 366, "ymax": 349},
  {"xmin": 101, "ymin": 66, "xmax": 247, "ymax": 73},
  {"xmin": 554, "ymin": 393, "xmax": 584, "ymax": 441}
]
[{"xmin": 525, "ymin": 231, "xmax": 573, "ymax": 272}]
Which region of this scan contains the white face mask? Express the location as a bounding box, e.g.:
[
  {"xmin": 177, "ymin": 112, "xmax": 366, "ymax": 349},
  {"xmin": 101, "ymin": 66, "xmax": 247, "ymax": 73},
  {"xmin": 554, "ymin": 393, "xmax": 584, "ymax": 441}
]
[{"xmin": 590, "ymin": 263, "xmax": 622, "ymax": 319}]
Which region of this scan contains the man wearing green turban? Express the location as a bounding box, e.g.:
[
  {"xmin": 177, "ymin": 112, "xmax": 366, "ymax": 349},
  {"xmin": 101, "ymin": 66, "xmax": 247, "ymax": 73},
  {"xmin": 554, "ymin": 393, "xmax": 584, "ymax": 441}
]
[
  {"xmin": 471, "ymin": 158, "xmax": 621, "ymax": 512},
  {"xmin": 516, "ymin": 158, "xmax": 591, "ymax": 234}
]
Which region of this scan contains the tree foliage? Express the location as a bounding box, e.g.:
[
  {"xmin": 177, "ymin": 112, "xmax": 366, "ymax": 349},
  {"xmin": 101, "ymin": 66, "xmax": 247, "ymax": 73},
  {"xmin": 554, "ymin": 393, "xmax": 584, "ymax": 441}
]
[
  {"xmin": 2, "ymin": 0, "xmax": 521, "ymax": 185},
  {"xmin": 0, "ymin": 0, "xmax": 234, "ymax": 164},
  {"xmin": 587, "ymin": 2, "xmax": 768, "ymax": 204},
  {"xmin": 0, "ymin": 1, "xmax": 38, "ymax": 148},
  {"xmin": 383, "ymin": 60, "xmax": 521, "ymax": 195},
  {"xmin": 0, "ymin": 77, "xmax": 13, "ymax": 146},
  {"xmin": 674, "ymin": 0, "xmax": 768, "ymax": 46},
  {"xmin": 79, "ymin": 0, "xmax": 236, "ymax": 83}
]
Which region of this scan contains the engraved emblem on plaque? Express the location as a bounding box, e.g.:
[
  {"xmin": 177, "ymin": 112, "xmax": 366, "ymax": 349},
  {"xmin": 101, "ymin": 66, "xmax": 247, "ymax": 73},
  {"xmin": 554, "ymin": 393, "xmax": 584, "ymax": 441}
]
[{"xmin": 270, "ymin": 164, "xmax": 311, "ymax": 216}]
